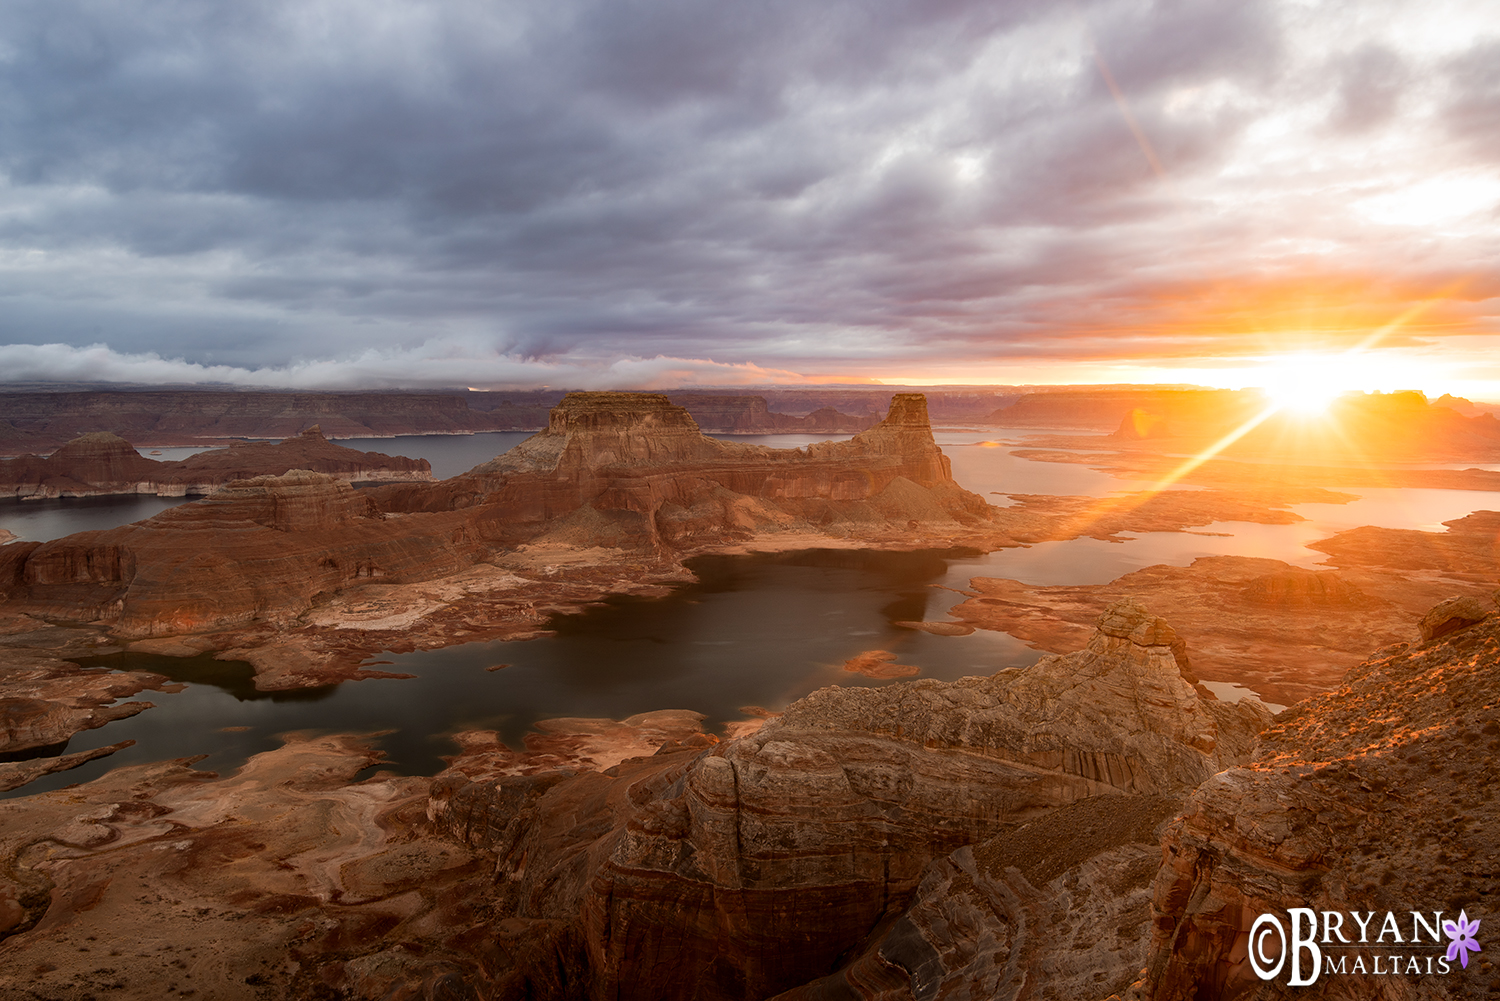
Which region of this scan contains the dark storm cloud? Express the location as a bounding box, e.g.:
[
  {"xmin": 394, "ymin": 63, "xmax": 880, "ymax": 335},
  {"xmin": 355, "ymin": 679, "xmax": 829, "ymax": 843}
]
[
  {"xmin": 1442, "ymin": 39, "xmax": 1500, "ymax": 161},
  {"xmin": 0, "ymin": 0, "xmax": 1496, "ymax": 388}
]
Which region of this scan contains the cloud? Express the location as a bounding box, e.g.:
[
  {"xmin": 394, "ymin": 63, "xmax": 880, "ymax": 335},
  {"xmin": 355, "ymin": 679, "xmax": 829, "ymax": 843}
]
[
  {"xmin": 0, "ymin": 340, "xmax": 818, "ymax": 390},
  {"xmin": 0, "ymin": 0, "xmax": 1496, "ymax": 390}
]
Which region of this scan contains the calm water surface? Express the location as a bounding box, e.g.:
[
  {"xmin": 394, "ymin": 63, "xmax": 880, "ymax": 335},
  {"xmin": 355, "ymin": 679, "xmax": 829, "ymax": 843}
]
[{"xmin": 5, "ymin": 428, "xmax": 1499, "ymax": 798}]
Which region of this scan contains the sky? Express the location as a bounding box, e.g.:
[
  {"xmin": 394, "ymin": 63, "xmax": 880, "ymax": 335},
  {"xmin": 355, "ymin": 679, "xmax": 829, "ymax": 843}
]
[{"xmin": 0, "ymin": 0, "xmax": 1498, "ymax": 397}]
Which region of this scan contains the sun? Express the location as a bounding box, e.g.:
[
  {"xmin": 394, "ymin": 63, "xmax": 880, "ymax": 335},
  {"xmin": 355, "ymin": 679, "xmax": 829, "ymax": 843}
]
[{"xmin": 1257, "ymin": 356, "xmax": 1348, "ymax": 417}]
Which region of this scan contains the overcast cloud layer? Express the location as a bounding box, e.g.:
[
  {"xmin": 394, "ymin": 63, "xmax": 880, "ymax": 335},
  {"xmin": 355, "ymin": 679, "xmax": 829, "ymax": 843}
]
[{"xmin": 1, "ymin": 0, "xmax": 1497, "ymax": 391}]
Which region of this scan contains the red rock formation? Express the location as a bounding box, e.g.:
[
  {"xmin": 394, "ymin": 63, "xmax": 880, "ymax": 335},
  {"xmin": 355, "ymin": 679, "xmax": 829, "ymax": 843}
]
[
  {"xmin": 0, "ymin": 393, "xmax": 993, "ymax": 692},
  {"xmin": 947, "ymin": 556, "xmax": 1407, "ymax": 707},
  {"xmin": 384, "ymin": 390, "xmax": 991, "ymax": 551},
  {"xmin": 0, "ymin": 426, "xmax": 431, "ymax": 499},
  {"xmin": 0, "ymin": 432, "xmax": 160, "ymax": 498},
  {"xmin": 1142, "ymin": 601, "xmax": 1500, "ymax": 1000},
  {"xmin": 4, "ymin": 469, "xmax": 480, "ymax": 642},
  {"xmin": 425, "ymin": 600, "xmax": 1270, "ymax": 1001}
]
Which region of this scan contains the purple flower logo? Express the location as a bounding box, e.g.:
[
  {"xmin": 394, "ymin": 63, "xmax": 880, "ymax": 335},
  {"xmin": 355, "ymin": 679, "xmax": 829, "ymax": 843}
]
[{"xmin": 1444, "ymin": 910, "xmax": 1483, "ymax": 970}]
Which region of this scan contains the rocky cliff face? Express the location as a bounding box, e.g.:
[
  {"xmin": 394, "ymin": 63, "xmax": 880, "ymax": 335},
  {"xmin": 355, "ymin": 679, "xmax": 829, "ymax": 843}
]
[
  {"xmin": 1142, "ymin": 598, "xmax": 1500, "ymax": 1000},
  {"xmin": 0, "ymin": 426, "xmax": 431, "ymax": 500},
  {"xmin": 422, "ymin": 600, "xmax": 1270, "ymax": 1000}
]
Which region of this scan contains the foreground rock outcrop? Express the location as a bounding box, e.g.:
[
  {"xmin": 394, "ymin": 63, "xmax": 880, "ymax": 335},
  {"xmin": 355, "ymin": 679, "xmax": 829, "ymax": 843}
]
[
  {"xmin": 14, "ymin": 593, "xmax": 1500, "ymax": 1000},
  {"xmin": 416, "ymin": 600, "xmax": 1269, "ymax": 1000},
  {"xmin": 1143, "ymin": 599, "xmax": 1500, "ymax": 1000}
]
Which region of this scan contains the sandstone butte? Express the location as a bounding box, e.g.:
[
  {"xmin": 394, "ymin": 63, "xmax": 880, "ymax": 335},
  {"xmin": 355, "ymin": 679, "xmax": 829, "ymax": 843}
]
[{"xmin": 0, "ymin": 425, "xmax": 432, "ymax": 500}]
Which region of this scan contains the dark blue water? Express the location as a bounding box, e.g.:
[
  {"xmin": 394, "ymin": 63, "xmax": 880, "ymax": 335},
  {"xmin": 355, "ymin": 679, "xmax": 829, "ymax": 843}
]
[
  {"xmin": 9, "ymin": 549, "xmax": 1039, "ymax": 797},
  {"xmin": 0, "ymin": 494, "xmax": 195, "ymax": 544}
]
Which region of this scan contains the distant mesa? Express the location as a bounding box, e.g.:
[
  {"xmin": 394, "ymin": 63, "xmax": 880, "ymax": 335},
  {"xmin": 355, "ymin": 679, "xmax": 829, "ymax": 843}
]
[
  {"xmin": 0, "ymin": 425, "xmax": 431, "ymax": 500},
  {"xmin": 666, "ymin": 393, "xmax": 876, "ymax": 433},
  {"xmin": 988, "ymin": 388, "xmax": 1265, "ymax": 431},
  {"xmin": 0, "ymin": 389, "xmax": 564, "ymax": 452},
  {"xmin": 0, "ymin": 387, "xmax": 954, "ymax": 454},
  {"xmin": 1008, "ymin": 387, "xmax": 1500, "ymax": 463},
  {"xmin": 1112, "ymin": 407, "xmax": 1173, "ymax": 440}
]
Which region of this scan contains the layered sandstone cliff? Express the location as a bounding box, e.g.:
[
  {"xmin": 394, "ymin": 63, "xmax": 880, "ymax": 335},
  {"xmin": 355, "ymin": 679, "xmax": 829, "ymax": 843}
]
[
  {"xmin": 1142, "ymin": 597, "xmax": 1500, "ymax": 1000},
  {"xmin": 420, "ymin": 600, "xmax": 1270, "ymax": 1000},
  {"xmin": 378, "ymin": 390, "xmax": 990, "ymax": 552},
  {"xmin": 0, "ymin": 426, "xmax": 430, "ymax": 500},
  {"xmin": 0, "ymin": 468, "xmax": 478, "ymax": 644}
]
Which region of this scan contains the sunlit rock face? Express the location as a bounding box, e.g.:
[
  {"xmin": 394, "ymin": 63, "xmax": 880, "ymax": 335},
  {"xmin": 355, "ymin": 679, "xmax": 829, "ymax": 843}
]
[
  {"xmin": 427, "ymin": 600, "xmax": 1270, "ymax": 1000},
  {"xmin": 1142, "ymin": 603, "xmax": 1500, "ymax": 1001}
]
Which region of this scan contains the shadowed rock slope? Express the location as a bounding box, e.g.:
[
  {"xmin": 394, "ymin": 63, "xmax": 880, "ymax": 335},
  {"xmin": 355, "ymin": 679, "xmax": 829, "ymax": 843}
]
[{"xmin": 1142, "ymin": 596, "xmax": 1500, "ymax": 1001}]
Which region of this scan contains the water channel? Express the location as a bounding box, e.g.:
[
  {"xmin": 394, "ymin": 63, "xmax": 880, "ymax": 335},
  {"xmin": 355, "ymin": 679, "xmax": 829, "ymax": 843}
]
[{"xmin": 4, "ymin": 429, "xmax": 1498, "ymax": 798}]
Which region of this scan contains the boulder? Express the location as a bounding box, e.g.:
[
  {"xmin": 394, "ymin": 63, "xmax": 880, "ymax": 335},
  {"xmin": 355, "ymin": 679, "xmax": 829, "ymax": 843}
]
[{"xmin": 1418, "ymin": 593, "xmax": 1494, "ymax": 641}]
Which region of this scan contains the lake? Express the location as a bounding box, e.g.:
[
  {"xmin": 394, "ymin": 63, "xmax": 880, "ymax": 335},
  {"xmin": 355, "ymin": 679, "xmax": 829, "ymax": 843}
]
[{"xmin": 4, "ymin": 428, "xmax": 1499, "ymax": 798}]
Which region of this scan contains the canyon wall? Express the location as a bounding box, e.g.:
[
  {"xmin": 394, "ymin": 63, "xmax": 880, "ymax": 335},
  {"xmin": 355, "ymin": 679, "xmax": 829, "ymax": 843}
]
[{"xmin": 0, "ymin": 388, "xmax": 891, "ymax": 452}]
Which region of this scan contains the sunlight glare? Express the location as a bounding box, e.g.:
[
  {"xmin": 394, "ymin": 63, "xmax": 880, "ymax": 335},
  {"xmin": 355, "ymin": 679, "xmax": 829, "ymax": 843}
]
[{"xmin": 1259, "ymin": 356, "xmax": 1347, "ymax": 416}]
